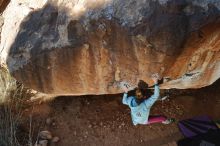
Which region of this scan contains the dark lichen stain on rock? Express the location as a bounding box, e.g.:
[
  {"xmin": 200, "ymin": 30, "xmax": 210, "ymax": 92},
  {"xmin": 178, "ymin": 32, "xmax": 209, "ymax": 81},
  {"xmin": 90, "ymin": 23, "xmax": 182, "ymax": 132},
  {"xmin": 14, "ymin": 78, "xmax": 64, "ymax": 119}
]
[{"xmin": 67, "ymin": 20, "xmax": 86, "ymax": 46}]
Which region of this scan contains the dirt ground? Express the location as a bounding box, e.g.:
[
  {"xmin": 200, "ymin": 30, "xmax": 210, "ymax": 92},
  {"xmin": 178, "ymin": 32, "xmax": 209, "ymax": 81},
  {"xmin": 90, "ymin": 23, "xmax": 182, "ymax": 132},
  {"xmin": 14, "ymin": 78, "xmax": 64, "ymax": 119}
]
[{"xmin": 19, "ymin": 80, "xmax": 220, "ymax": 146}]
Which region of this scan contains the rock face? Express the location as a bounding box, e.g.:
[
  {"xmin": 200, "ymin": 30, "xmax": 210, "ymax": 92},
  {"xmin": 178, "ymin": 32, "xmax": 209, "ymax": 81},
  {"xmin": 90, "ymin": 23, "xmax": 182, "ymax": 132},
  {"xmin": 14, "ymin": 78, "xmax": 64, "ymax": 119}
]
[
  {"xmin": 0, "ymin": 0, "xmax": 10, "ymax": 42},
  {"xmin": 0, "ymin": 0, "xmax": 220, "ymax": 95},
  {"xmin": 0, "ymin": 0, "xmax": 10, "ymax": 14}
]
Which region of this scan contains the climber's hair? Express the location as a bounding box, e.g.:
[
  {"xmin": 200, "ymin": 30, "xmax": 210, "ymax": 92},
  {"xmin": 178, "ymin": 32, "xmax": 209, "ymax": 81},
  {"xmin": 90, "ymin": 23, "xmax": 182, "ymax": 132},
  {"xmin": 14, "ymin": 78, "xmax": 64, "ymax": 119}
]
[
  {"xmin": 135, "ymin": 89, "xmax": 143, "ymax": 99},
  {"xmin": 135, "ymin": 88, "xmax": 145, "ymax": 105}
]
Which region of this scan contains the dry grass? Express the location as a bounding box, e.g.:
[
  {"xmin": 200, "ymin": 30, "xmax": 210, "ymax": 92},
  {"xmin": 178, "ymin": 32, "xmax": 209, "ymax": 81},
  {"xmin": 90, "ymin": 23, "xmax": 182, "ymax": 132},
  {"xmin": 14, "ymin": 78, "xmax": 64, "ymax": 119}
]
[
  {"xmin": 0, "ymin": 100, "xmax": 22, "ymax": 146},
  {"xmin": 0, "ymin": 67, "xmax": 51, "ymax": 146},
  {"xmin": 0, "ymin": 67, "xmax": 17, "ymax": 103},
  {"xmin": 0, "ymin": 67, "xmax": 33, "ymax": 146}
]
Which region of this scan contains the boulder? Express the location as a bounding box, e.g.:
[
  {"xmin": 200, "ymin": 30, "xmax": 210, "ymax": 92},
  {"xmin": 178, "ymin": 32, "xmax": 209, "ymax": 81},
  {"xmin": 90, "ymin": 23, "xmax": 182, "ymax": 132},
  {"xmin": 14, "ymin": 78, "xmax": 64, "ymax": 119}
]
[{"xmin": 0, "ymin": 0, "xmax": 220, "ymax": 95}]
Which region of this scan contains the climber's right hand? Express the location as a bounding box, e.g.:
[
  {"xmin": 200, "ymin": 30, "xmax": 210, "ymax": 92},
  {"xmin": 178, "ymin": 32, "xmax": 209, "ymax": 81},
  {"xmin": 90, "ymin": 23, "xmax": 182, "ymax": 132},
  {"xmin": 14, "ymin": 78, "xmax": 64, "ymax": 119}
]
[{"xmin": 151, "ymin": 73, "xmax": 160, "ymax": 84}]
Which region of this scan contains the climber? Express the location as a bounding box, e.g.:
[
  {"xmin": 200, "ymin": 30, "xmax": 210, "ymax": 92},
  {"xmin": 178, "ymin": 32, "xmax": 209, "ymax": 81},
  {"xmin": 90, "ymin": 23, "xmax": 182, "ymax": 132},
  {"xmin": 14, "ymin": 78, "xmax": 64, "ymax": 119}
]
[{"xmin": 122, "ymin": 73, "xmax": 173, "ymax": 125}]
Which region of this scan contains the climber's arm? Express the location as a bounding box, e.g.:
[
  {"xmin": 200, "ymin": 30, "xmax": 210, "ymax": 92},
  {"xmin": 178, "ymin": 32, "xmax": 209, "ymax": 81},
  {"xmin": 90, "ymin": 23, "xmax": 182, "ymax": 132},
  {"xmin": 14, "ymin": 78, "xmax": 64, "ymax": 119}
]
[
  {"xmin": 144, "ymin": 73, "xmax": 160, "ymax": 107},
  {"xmin": 122, "ymin": 93, "xmax": 133, "ymax": 105},
  {"xmin": 144, "ymin": 84, "xmax": 160, "ymax": 107}
]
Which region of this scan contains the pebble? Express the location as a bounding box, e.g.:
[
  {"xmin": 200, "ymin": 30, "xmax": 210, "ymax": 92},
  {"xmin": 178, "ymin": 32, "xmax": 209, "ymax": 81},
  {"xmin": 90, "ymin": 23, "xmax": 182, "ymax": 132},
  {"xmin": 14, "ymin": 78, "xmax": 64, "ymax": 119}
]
[
  {"xmin": 46, "ymin": 118, "xmax": 52, "ymax": 125},
  {"xmin": 74, "ymin": 131, "xmax": 77, "ymax": 136},
  {"xmin": 30, "ymin": 89, "xmax": 38, "ymax": 94},
  {"xmin": 52, "ymin": 136, "xmax": 60, "ymax": 143},
  {"xmin": 39, "ymin": 140, "xmax": 48, "ymax": 146},
  {"xmin": 52, "ymin": 122, "xmax": 56, "ymax": 126},
  {"xmin": 39, "ymin": 131, "xmax": 52, "ymax": 140},
  {"xmin": 34, "ymin": 142, "xmax": 40, "ymax": 146}
]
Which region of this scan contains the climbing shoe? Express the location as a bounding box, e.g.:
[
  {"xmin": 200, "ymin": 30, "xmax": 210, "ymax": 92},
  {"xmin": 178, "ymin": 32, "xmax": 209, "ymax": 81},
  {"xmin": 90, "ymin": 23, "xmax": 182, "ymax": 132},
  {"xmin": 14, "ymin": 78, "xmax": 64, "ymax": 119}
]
[{"xmin": 162, "ymin": 118, "xmax": 175, "ymax": 124}]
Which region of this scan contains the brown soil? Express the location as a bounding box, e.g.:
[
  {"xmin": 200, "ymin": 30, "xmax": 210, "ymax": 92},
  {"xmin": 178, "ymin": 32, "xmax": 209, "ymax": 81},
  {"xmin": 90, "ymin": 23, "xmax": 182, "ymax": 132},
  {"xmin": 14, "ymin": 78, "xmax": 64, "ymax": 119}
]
[{"xmin": 19, "ymin": 80, "xmax": 220, "ymax": 146}]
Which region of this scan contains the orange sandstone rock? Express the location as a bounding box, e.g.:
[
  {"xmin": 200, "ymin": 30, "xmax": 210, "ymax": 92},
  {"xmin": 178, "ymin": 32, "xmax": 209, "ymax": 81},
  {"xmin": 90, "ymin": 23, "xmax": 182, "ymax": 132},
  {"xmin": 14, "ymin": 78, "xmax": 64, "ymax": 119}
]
[{"xmin": 0, "ymin": 0, "xmax": 220, "ymax": 95}]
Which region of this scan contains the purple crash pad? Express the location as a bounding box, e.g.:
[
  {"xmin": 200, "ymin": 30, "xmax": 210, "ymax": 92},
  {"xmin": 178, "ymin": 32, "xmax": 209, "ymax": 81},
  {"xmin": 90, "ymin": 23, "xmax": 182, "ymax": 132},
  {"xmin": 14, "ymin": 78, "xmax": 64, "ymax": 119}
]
[{"xmin": 178, "ymin": 115, "xmax": 218, "ymax": 138}]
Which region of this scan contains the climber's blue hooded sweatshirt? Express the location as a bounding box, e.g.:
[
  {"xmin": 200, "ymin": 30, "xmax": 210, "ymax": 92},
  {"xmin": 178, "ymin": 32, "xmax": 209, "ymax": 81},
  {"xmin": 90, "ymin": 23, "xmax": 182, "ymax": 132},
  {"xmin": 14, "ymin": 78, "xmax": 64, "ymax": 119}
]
[{"xmin": 122, "ymin": 85, "xmax": 160, "ymax": 125}]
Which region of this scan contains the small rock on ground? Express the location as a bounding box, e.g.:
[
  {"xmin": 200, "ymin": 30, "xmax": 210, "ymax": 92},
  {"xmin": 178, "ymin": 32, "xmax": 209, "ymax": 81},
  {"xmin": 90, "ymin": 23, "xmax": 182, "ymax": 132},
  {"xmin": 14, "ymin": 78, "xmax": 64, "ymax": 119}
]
[
  {"xmin": 39, "ymin": 140, "xmax": 48, "ymax": 146},
  {"xmin": 46, "ymin": 118, "xmax": 52, "ymax": 125},
  {"xmin": 52, "ymin": 136, "xmax": 60, "ymax": 143},
  {"xmin": 39, "ymin": 131, "xmax": 52, "ymax": 140}
]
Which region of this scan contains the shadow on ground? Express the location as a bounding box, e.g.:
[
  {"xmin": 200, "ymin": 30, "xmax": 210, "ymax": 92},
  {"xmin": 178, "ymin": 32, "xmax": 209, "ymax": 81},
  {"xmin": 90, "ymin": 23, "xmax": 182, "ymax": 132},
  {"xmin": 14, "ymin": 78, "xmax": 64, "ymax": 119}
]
[{"xmin": 17, "ymin": 79, "xmax": 220, "ymax": 146}]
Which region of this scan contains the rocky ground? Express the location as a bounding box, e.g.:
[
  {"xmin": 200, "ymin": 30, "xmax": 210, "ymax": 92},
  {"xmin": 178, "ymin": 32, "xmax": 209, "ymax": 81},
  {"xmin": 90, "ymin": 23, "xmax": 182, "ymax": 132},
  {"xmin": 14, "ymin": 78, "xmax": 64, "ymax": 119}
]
[{"xmin": 17, "ymin": 79, "xmax": 220, "ymax": 146}]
